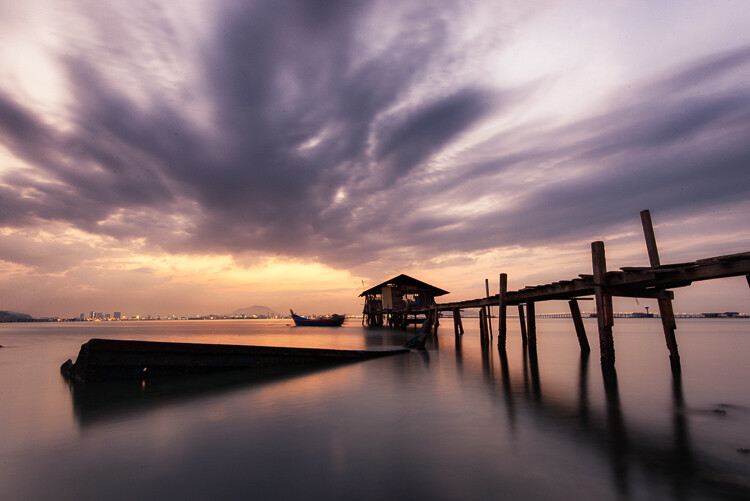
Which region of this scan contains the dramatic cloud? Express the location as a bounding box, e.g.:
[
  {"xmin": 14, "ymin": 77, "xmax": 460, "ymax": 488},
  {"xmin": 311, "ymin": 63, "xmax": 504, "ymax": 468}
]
[{"xmin": 1, "ymin": 0, "xmax": 749, "ymax": 315}]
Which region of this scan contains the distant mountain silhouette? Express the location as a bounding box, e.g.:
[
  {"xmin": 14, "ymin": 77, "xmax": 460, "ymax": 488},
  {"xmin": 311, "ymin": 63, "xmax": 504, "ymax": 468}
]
[
  {"xmin": 230, "ymin": 305, "xmax": 280, "ymax": 317},
  {"xmin": 0, "ymin": 310, "xmax": 34, "ymax": 322}
]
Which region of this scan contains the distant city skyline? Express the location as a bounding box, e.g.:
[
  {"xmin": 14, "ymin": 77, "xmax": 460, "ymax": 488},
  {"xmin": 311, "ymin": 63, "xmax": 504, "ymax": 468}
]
[{"xmin": 1, "ymin": 1, "xmax": 749, "ymax": 317}]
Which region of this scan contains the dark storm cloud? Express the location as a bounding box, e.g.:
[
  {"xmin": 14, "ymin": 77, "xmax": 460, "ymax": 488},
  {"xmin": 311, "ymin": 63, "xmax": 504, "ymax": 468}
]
[
  {"xmin": 374, "ymin": 89, "xmax": 493, "ymax": 185},
  {"xmin": 409, "ymin": 49, "xmax": 749, "ymax": 254},
  {"xmin": 1, "ymin": 0, "xmax": 482, "ymax": 257},
  {"xmin": 0, "ymin": 1, "xmax": 748, "ymax": 273},
  {"xmin": 318, "ymin": 45, "xmax": 750, "ymax": 267}
]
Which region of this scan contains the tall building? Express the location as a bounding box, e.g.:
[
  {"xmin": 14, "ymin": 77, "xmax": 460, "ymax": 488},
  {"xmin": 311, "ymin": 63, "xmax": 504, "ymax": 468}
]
[{"xmin": 114, "ymin": 312, "xmax": 121, "ymax": 320}]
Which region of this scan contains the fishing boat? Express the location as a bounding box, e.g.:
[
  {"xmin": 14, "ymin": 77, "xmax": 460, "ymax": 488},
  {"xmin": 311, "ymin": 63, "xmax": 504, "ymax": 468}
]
[{"xmin": 290, "ymin": 309, "xmax": 345, "ymax": 327}]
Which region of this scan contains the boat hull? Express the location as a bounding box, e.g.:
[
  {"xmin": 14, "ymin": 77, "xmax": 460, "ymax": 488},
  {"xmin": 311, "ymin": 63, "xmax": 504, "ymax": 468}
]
[
  {"xmin": 289, "ymin": 309, "xmax": 346, "ymax": 327},
  {"xmin": 291, "ymin": 313, "xmax": 345, "ymax": 327},
  {"xmin": 61, "ymin": 338, "xmax": 407, "ymax": 383}
]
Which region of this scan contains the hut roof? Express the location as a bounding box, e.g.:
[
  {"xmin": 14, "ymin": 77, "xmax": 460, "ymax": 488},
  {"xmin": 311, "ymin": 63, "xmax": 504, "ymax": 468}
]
[{"xmin": 359, "ymin": 274, "xmax": 449, "ymax": 297}]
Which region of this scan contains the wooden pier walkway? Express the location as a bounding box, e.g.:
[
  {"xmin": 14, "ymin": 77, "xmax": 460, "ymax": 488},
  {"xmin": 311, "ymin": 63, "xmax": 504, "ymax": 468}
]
[{"xmin": 410, "ymin": 210, "xmax": 750, "ymax": 368}]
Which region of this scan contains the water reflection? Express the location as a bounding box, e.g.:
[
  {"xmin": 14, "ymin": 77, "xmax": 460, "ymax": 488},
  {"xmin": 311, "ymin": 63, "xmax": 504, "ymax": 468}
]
[
  {"xmin": 670, "ymin": 363, "xmax": 694, "ymax": 500},
  {"xmin": 601, "ymin": 364, "xmax": 629, "ymax": 497},
  {"xmin": 473, "ymin": 338, "xmax": 750, "ymax": 500},
  {"xmin": 578, "ymin": 351, "xmax": 590, "ymax": 425},
  {"xmin": 497, "ymin": 347, "xmax": 516, "ymax": 432},
  {"xmin": 65, "ymin": 363, "xmax": 362, "ymax": 428},
  {"xmin": 526, "ymin": 342, "xmax": 541, "ymax": 401}
]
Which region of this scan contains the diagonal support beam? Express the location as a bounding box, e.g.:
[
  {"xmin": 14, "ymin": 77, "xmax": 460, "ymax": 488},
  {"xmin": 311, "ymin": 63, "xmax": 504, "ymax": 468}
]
[{"xmin": 641, "ymin": 209, "xmax": 680, "ymax": 367}]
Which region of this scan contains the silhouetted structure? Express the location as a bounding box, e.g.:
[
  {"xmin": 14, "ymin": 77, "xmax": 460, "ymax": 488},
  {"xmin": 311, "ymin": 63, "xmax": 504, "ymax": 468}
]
[
  {"xmin": 396, "ymin": 210, "xmax": 750, "ymax": 369},
  {"xmin": 360, "ymin": 274, "xmax": 449, "ymax": 328}
]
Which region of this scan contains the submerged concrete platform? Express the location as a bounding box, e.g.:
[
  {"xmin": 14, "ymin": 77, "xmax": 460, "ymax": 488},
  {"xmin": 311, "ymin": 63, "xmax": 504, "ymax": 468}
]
[{"xmin": 61, "ymin": 338, "xmax": 409, "ymax": 383}]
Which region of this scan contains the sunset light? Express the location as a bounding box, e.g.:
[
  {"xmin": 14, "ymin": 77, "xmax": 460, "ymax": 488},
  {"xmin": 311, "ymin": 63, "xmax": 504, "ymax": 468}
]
[{"xmin": 2, "ymin": 2, "xmax": 750, "ymax": 499}]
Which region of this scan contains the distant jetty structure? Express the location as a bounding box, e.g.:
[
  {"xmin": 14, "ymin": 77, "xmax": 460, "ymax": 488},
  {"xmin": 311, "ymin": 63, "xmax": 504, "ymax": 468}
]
[{"xmin": 364, "ymin": 210, "xmax": 750, "ymax": 369}]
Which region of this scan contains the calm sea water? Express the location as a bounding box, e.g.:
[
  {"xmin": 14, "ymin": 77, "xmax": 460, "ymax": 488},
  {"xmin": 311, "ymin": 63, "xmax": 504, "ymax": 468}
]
[{"xmin": 1, "ymin": 318, "xmax": 749, "ymax": 500}]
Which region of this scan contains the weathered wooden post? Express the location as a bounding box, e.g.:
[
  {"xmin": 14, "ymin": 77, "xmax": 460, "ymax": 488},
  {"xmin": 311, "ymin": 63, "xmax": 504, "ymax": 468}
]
[
  {"xmin": 479, "ymin": 307, "xmax": 488, "ymax": 341},
  {"xmin": 485, "ymin": 278, "xmax": 493, "ymax": 338},
  {"xmin": 592, "ymin": 241, "xmax": 615, "ymax": 367},
  {"xmin": 568, "ymin": 299, "xmax": 591, "ymax": 353},
  {"xmin": 640, "ymin": 209, "xmax": 680, "ymax": 367},
  {"xmin": 484, "ymin": 305, "xmax": 491, "ymax": 340},
  {"xmin": 453, "ymin": 308, "xmax": 464, "ymax": 336},
  {"xmin": 498, "ymin": 273, "xmax": 508, "ymax": 348},
  {"xmin": 640, "ymin": 210, "xmax": 660, "ymax": 266},
  {"xmin": 518, "ymin": 304, "xmax": 528, "ymax": 345},
  {"xmin": 526, "ymin": 301, "xmax": 537, "ymax": 349}
]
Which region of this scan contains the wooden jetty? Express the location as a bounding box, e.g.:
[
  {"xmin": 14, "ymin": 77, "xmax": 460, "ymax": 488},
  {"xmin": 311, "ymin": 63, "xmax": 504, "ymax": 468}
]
[
  {"xmin": 370, "ymin": 210, "xmax": 750, "ymax": 368},
  {"xmin": 61, "ymin": 338, "xmax": 409, "ymax": 383}
]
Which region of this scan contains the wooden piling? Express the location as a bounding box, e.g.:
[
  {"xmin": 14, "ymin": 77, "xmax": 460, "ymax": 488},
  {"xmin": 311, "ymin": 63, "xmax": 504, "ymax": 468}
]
[
  {"xmin": 569, "ymin": 299, "xmax": 591, "ymax": 353},
  {"xmin": 485, "ymin": 278, "xmax": 493, "ymax": 338},
  {"xmin": 592, "ymin": 241, "xmax": 615, "ymax": 367},
  {"xmin": 453, "ymin": 308, "xmax": 464, "ymax": 336},
  {"xmin": 526, "ymin": 301, "xmax": 537, "ymax": 349},
  {"xmin": 487, "ymin": 307, "xmax": 492, "ymax": 338},
  {"xmin": 498, "ymin": 273, "xmax": 508, "ymax": 348},
  {"xmin": 658, "ymin": 297, "xmax": 680, "ymax": 368},
  {"xmin": 480, "ymin": 307, "xmax": 491, "ymax": 346},
  {"xmin": 640, "ymin": 210, "xmax": 661, "ymax": 267},
  {"xmin": 518, "ymin": 304, "xmax": 528, "ymax": 345},
  {"xmin": 641, "ymin": 209, "xmax": 680, "ymax": 366}
]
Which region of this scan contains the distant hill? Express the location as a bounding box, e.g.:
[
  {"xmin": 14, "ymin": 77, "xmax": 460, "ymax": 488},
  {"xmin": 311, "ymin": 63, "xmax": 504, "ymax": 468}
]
[
  {"xmin": 0, "ymin": 310, "xmax": 34, "ymax": 322},
  {"xmin": 230, "ymin": 305, "xmax": 280, "ymax": 317}
]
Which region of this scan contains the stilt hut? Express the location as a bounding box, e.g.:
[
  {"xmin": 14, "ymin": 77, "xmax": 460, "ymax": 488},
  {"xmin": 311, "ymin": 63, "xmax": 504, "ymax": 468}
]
[{"xmin": 360, "ymin": 274, "xmax": 449, "ymax": 328}]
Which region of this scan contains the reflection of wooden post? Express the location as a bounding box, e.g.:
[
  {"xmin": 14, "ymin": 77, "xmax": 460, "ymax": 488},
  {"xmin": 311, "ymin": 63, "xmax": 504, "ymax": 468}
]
[
  {"xmin": 592, "ymin": 241, "xmax": 615, "ymax": 367},
  {"xmin": 518, "ymin": 304, "xmax": 528, "ymax": 344},
  {"xmin": 498, "ymin": 274, "xmax": 508, "ymax": 348},
  {"xmin": 527, "ymin": 342, "xmax": 541, "ymax": 399},
  {"xmin": 527, "ymin": 301, "xmax": 537, "ymax": 349},
  {"xmin": 569, "ymin": 299, "xmax": 590, "ymax": 353},
  {"xmin": 641, "ymin": 209, "xmax": 680, "ymax": 366},
  {"xmin": 485, "ymin": 279, "xmax": 493, "ymax": 338}
]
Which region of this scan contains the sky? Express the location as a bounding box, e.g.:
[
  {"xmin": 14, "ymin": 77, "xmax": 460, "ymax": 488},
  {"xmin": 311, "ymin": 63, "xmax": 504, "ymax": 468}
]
[{"xmin": 1, "ymin": 0, "xmax": 749, "ymax": 318}]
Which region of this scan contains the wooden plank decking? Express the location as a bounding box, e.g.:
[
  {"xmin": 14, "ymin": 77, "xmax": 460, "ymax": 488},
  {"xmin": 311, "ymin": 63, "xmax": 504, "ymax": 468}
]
[{"xmin": 419, "ymin": 251, "xmax": 750, "ymax": 312}]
